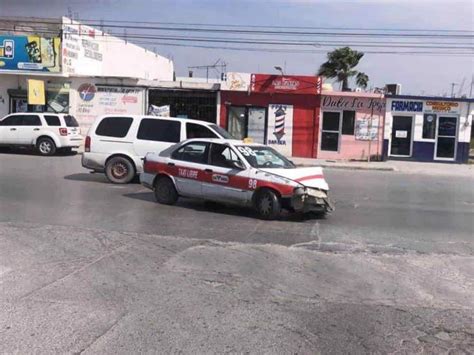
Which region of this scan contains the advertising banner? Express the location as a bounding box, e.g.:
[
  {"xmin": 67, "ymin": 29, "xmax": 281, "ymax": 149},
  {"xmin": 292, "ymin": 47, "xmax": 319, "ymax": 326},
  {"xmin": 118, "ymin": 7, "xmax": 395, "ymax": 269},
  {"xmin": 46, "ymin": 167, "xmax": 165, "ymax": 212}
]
[
  {"xmin": 74, "ymin": 83, "xmax": 144, "ymax": 124},
  {"xmin": 355, "ymin": 117, "xmax": 379, "ymax": 141},
  {"xmin": 251, "ymin": 74, "xmax": 321, "ymax": 95},
  {"xmin": 0, "ymin": 35, "xmax": 61, "ymax": 72},
  {"xmin": 266, "ymin": 104, "xmax": 293, "ymax": 156},
  {"xmin": 148, "ymin": 104, "xmax": 170, "ymax": 116},
  {"xmin": 27, "ymin": 79, "xmax": 46, "ymax": 105}
]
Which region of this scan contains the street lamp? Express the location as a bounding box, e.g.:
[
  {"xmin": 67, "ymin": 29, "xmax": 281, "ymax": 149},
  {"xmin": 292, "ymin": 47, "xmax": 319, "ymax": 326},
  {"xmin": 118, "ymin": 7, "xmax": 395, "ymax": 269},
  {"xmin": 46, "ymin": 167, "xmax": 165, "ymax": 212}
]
[{"xmin": 274, "ymin": 66, "xmax": 284, "ymax": 76}]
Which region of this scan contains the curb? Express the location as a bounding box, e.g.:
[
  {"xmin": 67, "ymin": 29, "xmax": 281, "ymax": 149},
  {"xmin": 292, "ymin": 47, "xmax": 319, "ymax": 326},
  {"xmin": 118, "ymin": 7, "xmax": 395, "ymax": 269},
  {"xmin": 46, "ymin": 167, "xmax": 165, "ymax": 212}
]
[{"xmin": 295, "ymin": 163, "xmax": 396, "ymax": 172}]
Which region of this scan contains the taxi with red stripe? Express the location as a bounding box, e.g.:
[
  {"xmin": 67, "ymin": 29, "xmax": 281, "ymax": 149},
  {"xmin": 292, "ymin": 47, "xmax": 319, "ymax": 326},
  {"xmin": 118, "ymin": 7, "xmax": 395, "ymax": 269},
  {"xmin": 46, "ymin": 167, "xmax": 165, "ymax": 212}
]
[{"xmin": 140, "ymin": 139, "xmax": 334, "ymax": 220}]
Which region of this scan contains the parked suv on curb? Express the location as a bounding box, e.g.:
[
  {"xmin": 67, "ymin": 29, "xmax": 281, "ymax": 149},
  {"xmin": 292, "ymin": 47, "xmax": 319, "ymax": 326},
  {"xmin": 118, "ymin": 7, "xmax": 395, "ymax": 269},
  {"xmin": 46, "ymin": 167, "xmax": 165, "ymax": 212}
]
[
  {"xmin": 81, "ymin": 115, "xmax": 234, "ymax": 184},
  {"xmin": 0, "ymin": 113, "xmax": 82, "ymax": 156}
]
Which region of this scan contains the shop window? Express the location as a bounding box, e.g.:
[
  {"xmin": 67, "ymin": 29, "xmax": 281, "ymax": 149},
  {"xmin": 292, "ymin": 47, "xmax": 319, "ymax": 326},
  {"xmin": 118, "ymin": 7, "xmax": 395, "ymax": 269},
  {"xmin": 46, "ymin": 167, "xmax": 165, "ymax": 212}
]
[
  {"xmin": 341, "ymin": 110, "xmax": 355, "ymax": 135},
  {"xmin": 44, "ymin": 115, "xmax": 61, "ymax": 126},
  {"xmin": 137, "ymin": 118, "xmax": 181, "ymax": 143},
  {"xmin": 321, "ymin": 111, "xmax": 341, "ymax": 151},
  {"xmin": 186, "ymin": 122, "xmax": 218, "ymax": 139},
  {"xmin": 422, "ymin": 114, "xmax": 437, "ymax": 139},
  {"xmin": 96, "ymin": 116, "xmax": 133, "ymax": 138}
]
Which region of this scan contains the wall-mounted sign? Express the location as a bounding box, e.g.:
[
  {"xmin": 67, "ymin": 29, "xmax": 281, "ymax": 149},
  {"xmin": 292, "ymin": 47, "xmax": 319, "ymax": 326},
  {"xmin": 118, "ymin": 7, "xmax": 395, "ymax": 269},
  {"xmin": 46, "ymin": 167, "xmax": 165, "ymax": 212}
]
[
  {"xmin": 391, "ymin": 100, "xmax": 423, "ymax": 112},
  {"xmin": 322, "ymin": 95, "xmax": 385, "ymax": 113},
  {"xmin": 62, "ymin": 19, "xmax": 103, "ymax": 75},
  {"xmin": 266, "ymin": 104, "xmax": 293, "ymax": 156},
  {"xmin": 0, "ymin": 35, "xmax": 61, "ymax": 72},
  {"xmin": 425, "ymin": 101, "xmax": 460, "ymax": 114},
  {"xmin": 221, "ymin": 72, "xmax": 251, "ymax": 91},
  {"xmin": 74, "ymin": 84, "xmax": 144, "ymax": 123},
  {"xmin": 251, "ymin": 74, "xmax": 321, "ymax": 95},
  {"xmin": 395, "ymin": 130, "xmax": 408, "ymax": 138},
  {"xmin": 148, "ymin": 104, "xmax": 170, "ymax": 116}
]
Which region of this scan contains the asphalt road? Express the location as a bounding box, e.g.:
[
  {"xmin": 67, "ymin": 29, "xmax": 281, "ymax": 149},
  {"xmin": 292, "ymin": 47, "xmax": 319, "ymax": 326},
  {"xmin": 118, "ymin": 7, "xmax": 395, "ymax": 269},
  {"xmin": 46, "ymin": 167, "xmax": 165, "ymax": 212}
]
[{"xmin": 0, "ymin": 150, "xmax": 473, "ymax": 353}]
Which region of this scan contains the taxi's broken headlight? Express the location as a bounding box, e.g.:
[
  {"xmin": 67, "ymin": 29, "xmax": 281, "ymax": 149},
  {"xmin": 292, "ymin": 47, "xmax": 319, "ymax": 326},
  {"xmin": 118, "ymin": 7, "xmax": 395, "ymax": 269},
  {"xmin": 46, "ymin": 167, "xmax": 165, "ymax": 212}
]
[{"xmin": 306, "ymin": 188, "xmax": 327, "ymax": 199}]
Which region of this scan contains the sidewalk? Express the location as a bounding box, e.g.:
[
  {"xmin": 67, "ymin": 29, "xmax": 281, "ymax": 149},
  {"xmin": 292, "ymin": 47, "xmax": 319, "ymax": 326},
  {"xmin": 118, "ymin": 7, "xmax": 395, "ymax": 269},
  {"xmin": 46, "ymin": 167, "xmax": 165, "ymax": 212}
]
[{"xmin": 293, "ymin": 157, "xmax": 474, "ymax": 177}]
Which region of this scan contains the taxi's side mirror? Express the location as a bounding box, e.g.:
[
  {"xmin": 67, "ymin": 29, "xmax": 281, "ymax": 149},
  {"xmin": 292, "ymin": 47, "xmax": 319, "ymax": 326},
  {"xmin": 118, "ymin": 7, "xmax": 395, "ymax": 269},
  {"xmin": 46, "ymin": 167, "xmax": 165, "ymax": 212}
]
[{"xmin": 232, "ymin": 160, "xmax": 246, "ymax": 170}]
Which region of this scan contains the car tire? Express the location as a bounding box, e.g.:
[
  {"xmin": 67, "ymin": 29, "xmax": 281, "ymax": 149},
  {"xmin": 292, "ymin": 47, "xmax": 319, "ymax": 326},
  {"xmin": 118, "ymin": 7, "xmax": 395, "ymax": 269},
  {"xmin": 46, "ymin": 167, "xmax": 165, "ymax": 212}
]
[
  {"xmin": 255, "ymin": 189, "xmax": 281, "ymax": 220},
  {"xmin": 154, "ymin": 176, "xmax": 178, "ymax": 205},
  {"xmin": 36, "ymin": 137, "xmax": 56, "ymax": 156},
  {"xmin": 105, "ymin": 156, "xmax": 135, "ymax": 184}
]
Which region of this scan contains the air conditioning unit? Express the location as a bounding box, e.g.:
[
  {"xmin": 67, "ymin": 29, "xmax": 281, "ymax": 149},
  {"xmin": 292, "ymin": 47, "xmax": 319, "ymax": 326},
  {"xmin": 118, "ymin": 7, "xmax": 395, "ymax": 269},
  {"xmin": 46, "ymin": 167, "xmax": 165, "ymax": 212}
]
[{"xmin": 385, "ymin": 83, "xmax": 401, "ymax": 95}]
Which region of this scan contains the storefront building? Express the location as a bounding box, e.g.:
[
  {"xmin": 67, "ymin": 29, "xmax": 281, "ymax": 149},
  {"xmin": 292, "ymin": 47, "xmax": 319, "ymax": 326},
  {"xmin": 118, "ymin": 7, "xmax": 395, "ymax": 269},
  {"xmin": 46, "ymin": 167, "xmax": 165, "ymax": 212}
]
[
  {"xmin": 384, "ymin": 95, "xmax": 473, "ymax": 163},
  {"xmin": 219, "ymin": 73, "xmax": 322, "ymax": 158},
  {"xmin": 0, "ymin": 17, "xmax": 174, "ymax": 131},
  {"xmin": 319, "ymin": 91, "xmax": 385, "ymax": 160}
]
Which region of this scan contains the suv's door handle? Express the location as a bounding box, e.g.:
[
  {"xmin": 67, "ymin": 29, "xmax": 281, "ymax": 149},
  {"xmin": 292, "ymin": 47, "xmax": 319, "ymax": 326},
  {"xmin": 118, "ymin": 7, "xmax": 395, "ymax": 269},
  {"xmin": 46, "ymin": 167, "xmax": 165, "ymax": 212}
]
[
  {"xmin": 167, "ymin": 162, "xmax": 175, "ymax": 166},
  {"xmin": 33, "ymin": 128, "xmax": 40, "ymax": 131},
  {"xmin": 204, "ymin": 169, "xmax": 213, "ymax": 173},
  {"xmin": 10, "ymin": 128, "xmax": 16, "ymax": 131}
]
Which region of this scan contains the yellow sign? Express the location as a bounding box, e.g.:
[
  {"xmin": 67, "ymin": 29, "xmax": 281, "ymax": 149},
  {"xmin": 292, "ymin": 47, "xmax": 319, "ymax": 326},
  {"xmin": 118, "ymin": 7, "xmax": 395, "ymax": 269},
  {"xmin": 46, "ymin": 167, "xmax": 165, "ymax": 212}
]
[{"xmin": 28, "ymin": 79, "xmax": 46, "ymax": 105}]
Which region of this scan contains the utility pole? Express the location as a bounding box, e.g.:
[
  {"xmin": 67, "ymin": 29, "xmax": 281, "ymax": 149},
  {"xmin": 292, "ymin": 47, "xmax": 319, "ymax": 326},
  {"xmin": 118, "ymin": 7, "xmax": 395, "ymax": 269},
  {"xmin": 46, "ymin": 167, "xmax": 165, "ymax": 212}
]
[{"xmin": 451, "ymin": 82, "xmax": 458, "ymax": 98}]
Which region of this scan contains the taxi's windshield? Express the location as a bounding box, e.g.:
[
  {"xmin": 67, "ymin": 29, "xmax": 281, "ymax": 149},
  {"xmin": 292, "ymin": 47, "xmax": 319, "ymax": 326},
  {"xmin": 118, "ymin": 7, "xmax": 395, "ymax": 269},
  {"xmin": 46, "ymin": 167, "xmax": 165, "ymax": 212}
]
[{"xmin": 236, "ymin": 145, "xmax": 295, "ymax": 169}]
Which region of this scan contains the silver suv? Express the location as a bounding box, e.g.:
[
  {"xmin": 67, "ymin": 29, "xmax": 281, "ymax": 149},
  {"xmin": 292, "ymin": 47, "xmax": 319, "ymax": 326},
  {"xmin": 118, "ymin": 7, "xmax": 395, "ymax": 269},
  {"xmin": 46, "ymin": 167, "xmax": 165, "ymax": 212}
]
[{"xmin": 0, "ymin": 113, "xmax": 83, "ymax": 155}]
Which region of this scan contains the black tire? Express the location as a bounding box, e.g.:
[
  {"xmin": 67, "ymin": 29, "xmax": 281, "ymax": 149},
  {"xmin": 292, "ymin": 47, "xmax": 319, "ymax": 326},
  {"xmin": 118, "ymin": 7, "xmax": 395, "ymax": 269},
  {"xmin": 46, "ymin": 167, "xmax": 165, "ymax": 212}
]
[
  {"xmin": 36, "ymin": 137, "xmax": 56, "ymax": 156},
  {"xmin": 255, "ymin": 189, "xmax": 281, "ymax": 220},
  {"xmin": 105, "ymin": 156, "xmax": 135, "ymax": 184},
  {"xmin": 154, "ymin": 176, "xmax": 178, "ymax": 205}
]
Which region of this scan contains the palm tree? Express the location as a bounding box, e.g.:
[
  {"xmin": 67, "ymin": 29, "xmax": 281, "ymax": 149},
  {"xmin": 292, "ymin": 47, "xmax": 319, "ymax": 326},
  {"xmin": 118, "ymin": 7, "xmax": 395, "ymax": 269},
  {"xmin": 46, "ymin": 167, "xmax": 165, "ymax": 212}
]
[{"xmin": 318, "ymin": 47, "xmax": 369, "ymax": 91}]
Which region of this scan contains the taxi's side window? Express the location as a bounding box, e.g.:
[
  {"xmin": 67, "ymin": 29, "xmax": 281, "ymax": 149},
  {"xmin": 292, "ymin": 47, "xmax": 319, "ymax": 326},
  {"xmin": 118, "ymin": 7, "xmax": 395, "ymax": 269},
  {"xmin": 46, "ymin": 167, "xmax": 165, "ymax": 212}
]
[
  {"xmin": 209, "ymin": 143, "xmax": 242, "ymax": 169},
  {"xmin": 172, "ymin": 142, "xmax": 209, "ymax": 164}
]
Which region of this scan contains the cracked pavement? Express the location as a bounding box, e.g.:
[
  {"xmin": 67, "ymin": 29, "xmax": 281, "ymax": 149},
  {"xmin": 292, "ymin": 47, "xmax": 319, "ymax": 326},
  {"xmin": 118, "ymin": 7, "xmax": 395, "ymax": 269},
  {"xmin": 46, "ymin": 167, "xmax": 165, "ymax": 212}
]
[{"xmin": 0, "ymin": 153, "xmax": 473, "ymax": 353}]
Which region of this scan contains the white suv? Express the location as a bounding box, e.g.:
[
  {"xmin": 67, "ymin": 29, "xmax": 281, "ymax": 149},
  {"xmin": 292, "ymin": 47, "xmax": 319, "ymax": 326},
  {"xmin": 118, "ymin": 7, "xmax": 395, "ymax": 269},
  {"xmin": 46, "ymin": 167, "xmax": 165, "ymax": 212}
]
[
  {"xmin": 0, "ymin": 113, "xmax": 83, "ymax": 156},
  {"xmin": 82, "ymin": 115, "xmax": 234, "ymax": 184}
]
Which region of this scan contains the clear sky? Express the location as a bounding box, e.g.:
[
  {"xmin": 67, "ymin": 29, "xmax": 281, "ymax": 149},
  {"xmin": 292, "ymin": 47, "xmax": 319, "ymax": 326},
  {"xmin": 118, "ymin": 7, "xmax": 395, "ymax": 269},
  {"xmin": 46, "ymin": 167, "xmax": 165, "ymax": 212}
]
[{"xmin": 1, "ymin": 0, "xmax": 473, "ymax": 96}]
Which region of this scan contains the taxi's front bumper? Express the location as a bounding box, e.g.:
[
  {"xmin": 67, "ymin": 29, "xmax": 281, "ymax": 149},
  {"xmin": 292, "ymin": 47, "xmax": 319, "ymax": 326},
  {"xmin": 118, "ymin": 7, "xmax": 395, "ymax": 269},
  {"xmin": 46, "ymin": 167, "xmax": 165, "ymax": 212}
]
[{"xmin": 291, "ymin": 187, "xmax": 334, "ymax": 213}]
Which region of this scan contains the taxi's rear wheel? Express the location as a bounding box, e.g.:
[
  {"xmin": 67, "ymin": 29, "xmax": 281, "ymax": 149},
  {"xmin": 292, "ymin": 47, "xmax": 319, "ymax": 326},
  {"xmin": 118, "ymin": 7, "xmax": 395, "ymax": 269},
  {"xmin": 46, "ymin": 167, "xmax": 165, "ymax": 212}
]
[
  {"xmin": 255, "ymin": 189, "xmax": 281, "ymax": 220},
  {"xmin": 154, "ymin": 176, "xmax": 178, "ymax": 205}
]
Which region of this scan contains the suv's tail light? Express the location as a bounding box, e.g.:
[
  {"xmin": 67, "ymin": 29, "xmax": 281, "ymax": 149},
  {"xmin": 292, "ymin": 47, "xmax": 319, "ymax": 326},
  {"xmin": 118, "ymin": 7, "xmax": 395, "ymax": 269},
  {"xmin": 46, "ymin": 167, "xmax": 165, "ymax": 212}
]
[
  {"xmin": 59, "ymin": 128, "xmax": 68, "ymax": 136},
  {"xmin": 85, "ymin": 136, "xmax": 91, "ymax": 152}
]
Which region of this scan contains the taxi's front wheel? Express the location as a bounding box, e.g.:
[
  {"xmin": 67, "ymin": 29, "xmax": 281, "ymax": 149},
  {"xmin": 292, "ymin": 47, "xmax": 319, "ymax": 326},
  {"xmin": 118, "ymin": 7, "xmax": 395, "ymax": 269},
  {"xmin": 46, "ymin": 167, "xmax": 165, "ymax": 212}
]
[
  {"xmin": 154, "ymin": 176, "xmax": 178, "ymax": 205},
  {"xmin": 255, "ymin": 189, "xmax": 281, "ymax": 220}
]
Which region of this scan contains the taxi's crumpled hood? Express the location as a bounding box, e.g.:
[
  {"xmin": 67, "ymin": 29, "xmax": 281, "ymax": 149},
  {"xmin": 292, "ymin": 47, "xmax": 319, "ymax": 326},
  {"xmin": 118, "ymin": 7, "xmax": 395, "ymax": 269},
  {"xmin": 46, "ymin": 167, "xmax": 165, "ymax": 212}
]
[{"xmin": 259, "ymin": 167, "xmax": 329, "ymax": 191}]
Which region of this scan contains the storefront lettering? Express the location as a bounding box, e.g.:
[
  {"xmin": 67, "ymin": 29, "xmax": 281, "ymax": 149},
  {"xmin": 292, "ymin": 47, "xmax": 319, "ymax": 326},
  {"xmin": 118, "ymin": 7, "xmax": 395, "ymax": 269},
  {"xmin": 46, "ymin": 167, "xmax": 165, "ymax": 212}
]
[
  {"xmin": 322, "ymin": 96, "xmax": 385, "ymax": 113},
  {"xmin": 271, "ymin": 78, "xmax": 300, "ymax": 90},
  {"xmin": 391, "ymin": 100, "xmax": 423, "ymax": 112}
]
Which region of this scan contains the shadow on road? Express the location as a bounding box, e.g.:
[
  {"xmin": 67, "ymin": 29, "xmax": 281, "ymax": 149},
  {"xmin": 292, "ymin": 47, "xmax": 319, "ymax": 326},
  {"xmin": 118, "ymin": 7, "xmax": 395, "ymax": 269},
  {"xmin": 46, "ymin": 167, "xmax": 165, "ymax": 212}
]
[
  {"xmin": 0, "ymin": 147, "xmax": 78, "ymax": 157},
  {"xmin": 122, "ymin": 191, "xmax": 325, "ymax": 222},
  {"xmin": 64, "ymin": 173, "xmax": 109, "ymax": 183}
]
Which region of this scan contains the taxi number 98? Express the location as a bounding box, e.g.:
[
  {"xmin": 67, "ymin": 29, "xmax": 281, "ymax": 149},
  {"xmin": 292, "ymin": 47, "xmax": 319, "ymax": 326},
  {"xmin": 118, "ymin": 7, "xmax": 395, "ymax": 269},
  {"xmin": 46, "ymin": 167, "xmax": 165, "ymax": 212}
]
[
  {"xmin": 248, "ymin": 179, "xmax": 257, "ymax": 189},
  {"xmin": 237, "ymin": 146, "xmax": 256, "ymax": 157}
]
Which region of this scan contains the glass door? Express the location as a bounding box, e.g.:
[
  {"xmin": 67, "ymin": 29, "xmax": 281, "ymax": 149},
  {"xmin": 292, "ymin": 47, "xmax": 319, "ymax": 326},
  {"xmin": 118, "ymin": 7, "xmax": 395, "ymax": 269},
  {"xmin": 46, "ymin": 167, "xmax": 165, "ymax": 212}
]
[
  {"xmin": 390, "ymin": 116, "xmax": 413, "ymax": 156},
  {"xmin": 247, "ymin": 107, "xmax": 266, "ymax": 144},
  {"xmin": 435, "ymin": 116, "xmax": 457, "ymax": 160},
  {"xmin": 320, "ymin": 111, "xmax": 341, "ymax": 151},
  {"xmin": 227, "ymin": 106, "xmax": 246, "ymax": 140}
]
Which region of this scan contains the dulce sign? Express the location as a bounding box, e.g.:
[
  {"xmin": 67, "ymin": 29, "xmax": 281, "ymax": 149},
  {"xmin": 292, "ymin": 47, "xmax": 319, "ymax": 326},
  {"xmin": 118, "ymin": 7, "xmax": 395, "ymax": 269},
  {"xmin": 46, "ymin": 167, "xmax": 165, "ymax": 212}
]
[{"xmin": 250, "ymin": 74, "xmax": 322, "ymax": 95}]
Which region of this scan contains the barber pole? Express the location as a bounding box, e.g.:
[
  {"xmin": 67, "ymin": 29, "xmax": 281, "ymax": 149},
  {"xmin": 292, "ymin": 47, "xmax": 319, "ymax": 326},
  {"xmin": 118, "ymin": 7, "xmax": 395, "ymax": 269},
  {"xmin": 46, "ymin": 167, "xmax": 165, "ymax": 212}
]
[{"xmin": 274, "ymin": 105, "xmax": 286, "ymax": 142}]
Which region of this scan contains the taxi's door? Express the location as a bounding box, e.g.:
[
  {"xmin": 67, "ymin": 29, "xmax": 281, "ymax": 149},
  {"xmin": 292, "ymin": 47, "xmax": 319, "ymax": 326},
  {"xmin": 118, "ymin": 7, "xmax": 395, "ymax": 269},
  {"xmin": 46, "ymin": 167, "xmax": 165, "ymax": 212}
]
[
  {"xmin": 201, "ymin": 143, "xmax": 249, "ymax": 204},
  {"xmin": 170, "ymin": 142, "xmax": 209, "ymax": 197}
]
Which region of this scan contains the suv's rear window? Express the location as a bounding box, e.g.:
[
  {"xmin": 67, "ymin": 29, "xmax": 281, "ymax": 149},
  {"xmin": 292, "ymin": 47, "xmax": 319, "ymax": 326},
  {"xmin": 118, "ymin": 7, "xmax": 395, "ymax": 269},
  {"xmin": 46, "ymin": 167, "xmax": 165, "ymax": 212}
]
[
  {"xmin": 137, "ymin": 118, "xmax": 181, "ymax": 143},
  {"xmin": 64, "ymin": 115, "xmax": 79, "ymax": 127},
  {"xmin": 44, "ymin": 115, "xmax": 61, "ymax": 126},
  {"xmin": 96, "ymin": 116, "xmax": 133, "ymax": 138}
]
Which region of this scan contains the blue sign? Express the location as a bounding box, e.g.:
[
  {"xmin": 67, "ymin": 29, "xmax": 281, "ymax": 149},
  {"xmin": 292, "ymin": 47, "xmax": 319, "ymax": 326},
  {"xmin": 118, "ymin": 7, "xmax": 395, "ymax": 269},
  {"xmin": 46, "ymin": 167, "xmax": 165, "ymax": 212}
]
[
  {"xmin": 391, "ymin": 100, "xmax": 423, "ymax": 112},
  {"xmin": 0, "ymin": 35, "xmax": 61, "ymax": 72}
]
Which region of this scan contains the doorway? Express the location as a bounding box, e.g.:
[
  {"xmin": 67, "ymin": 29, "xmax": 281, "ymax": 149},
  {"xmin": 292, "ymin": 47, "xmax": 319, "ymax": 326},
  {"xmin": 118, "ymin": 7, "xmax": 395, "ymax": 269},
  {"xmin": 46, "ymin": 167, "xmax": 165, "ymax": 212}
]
[
  {"xmin": 390, "ymin": 116, "xmax": 413, "ymax": 157},
  {"xmin": 227, "ymin": 106, "xmax": 267, "ymax": 143},
  {"xmin": 435, "ymin": 116, "xmax": 457, "ymax": 160}
]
